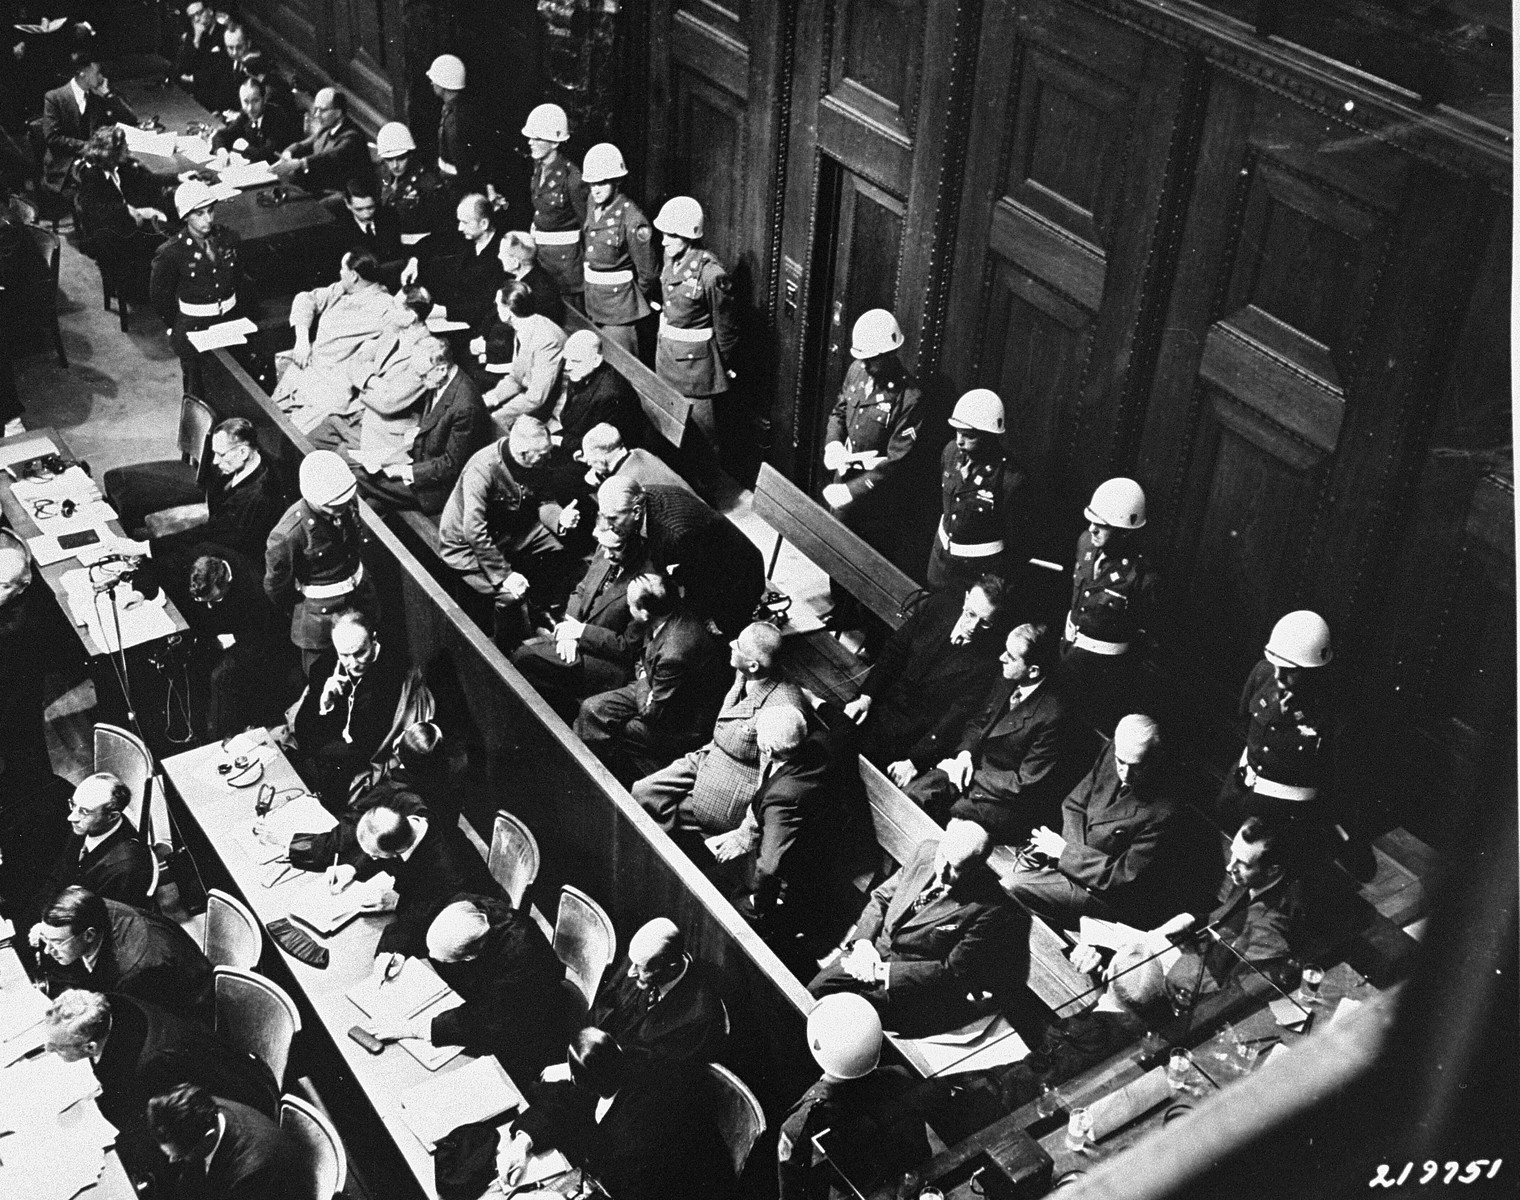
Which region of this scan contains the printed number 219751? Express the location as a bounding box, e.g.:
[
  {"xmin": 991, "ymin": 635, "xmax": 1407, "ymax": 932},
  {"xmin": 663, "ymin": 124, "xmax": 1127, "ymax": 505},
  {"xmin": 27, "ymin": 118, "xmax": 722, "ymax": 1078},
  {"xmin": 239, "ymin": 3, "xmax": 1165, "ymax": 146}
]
[{"xmin": 1370, "ymin": 1161, "xmax": 1503, "ymax": 1187}]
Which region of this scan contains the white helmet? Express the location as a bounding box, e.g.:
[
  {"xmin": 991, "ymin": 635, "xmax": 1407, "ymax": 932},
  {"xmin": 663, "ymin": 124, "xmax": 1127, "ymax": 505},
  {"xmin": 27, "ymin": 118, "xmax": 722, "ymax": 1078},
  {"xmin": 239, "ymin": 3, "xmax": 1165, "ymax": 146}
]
[
  {"xmin": 375, "ymin": 122, "xmax": 416, "ymax": 158},
  {"xmin": 807, "ymin": 994, "xmax": 882, "ymax": 1080},
  {"xmin": 299, "ymin": 450, "xmax": 357, "ymax": 507},
  {"xmin": 520, "ymin": 103, "xmax": 569, "ymax": 143},
  {"xmin": 653, "ymin": 196, "xmax": 704, "ymax": 240},
  {"xmin": 948, "ymin": 388, "xmax": 1005, "ymax": 435},
  {"xmin": 426, "ymin": 54, "xmax": 466, "ymax": 91},
  {"xmin": 1084, "ymin": 477, "xmax": 1147, "ymax": 530},
  {"xmin": 849, "ymin": 309, "xmax": 904, "ymax": 360},
  {"xmin": 1265, "ymin": 610, "xmax": 1333, "ymax": 669},
  {"xmin": 174, "ymin": 179, "xmax": 217, "ymax": 218},
  {"xmin": 581, "ymin": 142, "xmax": 628, "ymax": 184}
]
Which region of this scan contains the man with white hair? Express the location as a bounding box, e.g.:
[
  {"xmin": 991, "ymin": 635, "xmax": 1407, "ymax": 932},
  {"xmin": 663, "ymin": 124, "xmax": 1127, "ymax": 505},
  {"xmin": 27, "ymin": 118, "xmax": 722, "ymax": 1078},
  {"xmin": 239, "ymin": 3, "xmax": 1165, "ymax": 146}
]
[
  {"xmin": 578, "ymin": 422, "xmax": 665, "ymax": 489},
  {"xmin": 1005, "ymin": 713, "xmax": 1180, "ymax": 930},
  {"xmin": 362, "ymin": 892, "xmax": 572, "ymax": 1080},
  {"xmin": 555, "ymin": 330, "xmax": 637, "ymax": 455},
  {"xmin": 27, "ymin": 773, "xmax": 153, "ymax": 924},
  {"xmin": 808, "ymin": 819, "xmax": 1019, "ymax": 1036}
]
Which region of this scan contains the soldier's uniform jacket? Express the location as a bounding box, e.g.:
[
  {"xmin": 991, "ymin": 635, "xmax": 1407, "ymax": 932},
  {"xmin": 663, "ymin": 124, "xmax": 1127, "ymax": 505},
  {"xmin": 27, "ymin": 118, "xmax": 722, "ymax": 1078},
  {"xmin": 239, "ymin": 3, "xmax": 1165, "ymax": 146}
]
[
  {"xmin": 777, "ymin": 1070, "xmax": 930, "ymax": 1200},
  {"xmin": 380, "ymin": 159, "xmax": 451, "ymax": 245},
  {"xmin": 654, "ymin": 246, "xmax": 738, "ymax": 398},
  {"xmin": 938, "ymin": 442, "xmax": 1022, "ymax": 555},
  {"xmin": 581, "ymin": 189, "xmax": 658, "ymax": 327},
  {"xmin": 264, "ymin": 498, "xmax": 367, "ymax": 649},
  {"xmin": 825, "ymin": 357, "xmax": 921, "ymax": 502},
  {"xmin": 528, "ymin": 151, "xmax": 586, "ymax": 294},
  {"xmin": 1066, "ymin": 529, "xmax": 1155, "ymax": 652},
  {"xmin": 1238, "ymin": 658, "xmax": 1331, "ymax": 791},
  {"xmin": 149, "ymin": 224, "xmax": 240, "ymax": 330},
  {"xmin": 437, "ymin": 94, "xmax": 489, "ymax": 192}
]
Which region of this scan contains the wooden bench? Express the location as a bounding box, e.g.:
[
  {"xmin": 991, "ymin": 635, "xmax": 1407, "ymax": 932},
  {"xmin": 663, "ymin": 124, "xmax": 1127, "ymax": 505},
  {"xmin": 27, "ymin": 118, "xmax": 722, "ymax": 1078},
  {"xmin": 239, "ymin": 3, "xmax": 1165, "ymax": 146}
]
[{"xmin": 562, "ymin": 306, "xmax": 692, "ymax": 451}]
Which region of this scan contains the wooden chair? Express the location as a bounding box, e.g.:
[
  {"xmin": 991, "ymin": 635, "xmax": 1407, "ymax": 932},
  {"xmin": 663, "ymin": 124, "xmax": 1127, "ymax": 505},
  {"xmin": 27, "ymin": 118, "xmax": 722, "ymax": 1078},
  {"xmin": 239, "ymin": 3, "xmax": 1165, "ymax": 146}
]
[
  {"xmin": 704, "ymin": 1063, "xmax": 766, "ymax": 1175},
  {"xmin": 487, "ymin": 810, "xmax": 540, "ymax": 911},
  {"xmin": 141, "ymin": 394, "xmax": 217, "ymax": 541},
  {"xmin": 214, "ymin": 966, "xmax": 301, "ymax": 1086},
  {"xmin": 279, "ymin": 1094, "xmax": 347, "ymax": 1200},
  {"xmin": 552, "ymin": 885, "xmax": 616, "ymax": 1014},
  {"xmin": 24, "ymin": 118, "xmax": 68, "ymax": 231},
  {"xmin": 203, "ymin": 887, "xmax": 263, "ymax": 970},
  {"xmin": 94, "ymin": 722, "xmax": 154, "ymax": 836},
  {"xmin": 23, "ymin": 223, "xmax": 68, "ymax": 367}
]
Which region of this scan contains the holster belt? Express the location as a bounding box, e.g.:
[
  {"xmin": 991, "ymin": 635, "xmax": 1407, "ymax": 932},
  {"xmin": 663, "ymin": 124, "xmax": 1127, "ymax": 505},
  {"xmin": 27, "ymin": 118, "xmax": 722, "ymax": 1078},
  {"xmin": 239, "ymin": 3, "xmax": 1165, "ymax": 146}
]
[
  {"xmin": 1239, "ymin": 750, "xmax": 1318, "ymax": 801},
  {"xmin": 584, "ymin": 266, "xmax": 633, "ymax": 286},
  {"xmin": 297, "ymin": 564, "xmax": 364, "ymax": 600},
  {"xmin": 1064, "ymin": 611, "xmax": 1129, "ymax": 656},
  {"xmin": 179, "ymin": 295, "xmax": 235, "ymax": 317},
  {"xmin": 938, "ymin": 519, "xmax": 1003, "ymax": 557},
  {"xmin": 531, "ymin": 226, "xmax": 580, "ymax": 246},
  {"xmin": 658, "ymin": 319, "xmax": 713, "ymax": 343},
  {"xmin": 399, "ymin": 232, "xmax": 428, "ymax": 246},
  {"xmin": 437, "ymin": 158, "xmax": 458, "ymax": 176}
]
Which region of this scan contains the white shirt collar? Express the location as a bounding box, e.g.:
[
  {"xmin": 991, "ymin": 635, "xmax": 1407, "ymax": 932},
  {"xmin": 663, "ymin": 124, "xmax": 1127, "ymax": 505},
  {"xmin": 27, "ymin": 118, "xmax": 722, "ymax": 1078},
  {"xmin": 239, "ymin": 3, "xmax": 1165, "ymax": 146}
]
[
  {"xmin": 398, "ymin": 816, "xmax": 427, "ymax": 862},
  {"xmin": 594, "ymin": 1091, "xmax": 619, "ymax": 1123},
  {"xmin": 70, "ymin": 79, "xmax": 88, "ymax": 113},
  {"xmin": 656, "ymin": 954, "xmax": 690, "ymax": 1001},
  {"xmin": 82, "ymin": 819, "xmax": 123, "ymax": 855},
  {"xmin": 1011, "ymin": 677, "xmax": 1044, "ymax": 706},
  {"xmin": 203, "ymin": 1111, "xmax": 228, "ymax": 1173}
]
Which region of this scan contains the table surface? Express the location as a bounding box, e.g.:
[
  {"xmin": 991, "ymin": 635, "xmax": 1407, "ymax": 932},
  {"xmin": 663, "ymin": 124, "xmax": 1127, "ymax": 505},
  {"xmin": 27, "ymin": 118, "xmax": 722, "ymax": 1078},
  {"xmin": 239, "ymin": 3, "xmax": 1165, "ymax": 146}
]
[
  {"xmin": 162, "ymin": 733, "xmax": 575, "ymax": 1200},
  {"xmin": 0, "ymin": 427, "xmax": 189, "ymax": 657},
  {"xmin": 0, "ymin": 946, "xmax": 136, "ymax": 1200}
]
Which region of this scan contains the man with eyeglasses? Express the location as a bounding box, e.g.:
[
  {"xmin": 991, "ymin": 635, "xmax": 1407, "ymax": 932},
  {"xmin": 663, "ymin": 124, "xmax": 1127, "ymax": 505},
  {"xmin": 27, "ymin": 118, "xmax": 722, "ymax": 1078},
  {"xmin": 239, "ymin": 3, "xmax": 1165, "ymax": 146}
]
[
  {"xmin": 24, "ymin": 773, "xmax": 153, "ymax": 931},
  {"xmin": 839, "ymin": 575, "xmax": 1010, "ymax": 786},
  {"xmin": 272, "ymin": 87, "xmax": 371, "ymax": 197}
]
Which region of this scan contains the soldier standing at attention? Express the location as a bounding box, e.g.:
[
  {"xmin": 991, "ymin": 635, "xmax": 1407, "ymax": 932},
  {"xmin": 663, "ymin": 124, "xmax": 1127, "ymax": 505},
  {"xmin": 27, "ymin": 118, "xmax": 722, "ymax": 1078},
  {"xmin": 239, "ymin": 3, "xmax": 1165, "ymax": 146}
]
[
  {"xmin": 522, "ymin": 103, "xmax": 585, "ymax": 304},
  {"xmin": 580, "ymin": 143, "xmax": 659, "ymax": 359},
  {"xmin": 427, "ymin": 54, "xmax": 488, "ymax": 202},
  {"xmin": 265, "ymin": 451, "xmax": 378, "ymax": 674},
  {"xmin": 926, "ymin": 389, "xmax": 1023, "ymax": 594},
  {"xmin": 821, "ymin": 308, "xmax": 921, "ymax": 635},
  {"xmin": 376, "ymin": 121, "xmax": 451, "ymax": 257},
  {"xmin": 150, "ymin": 180, "xmax": 240, "ymax": 397},
  {"xmin": 651, "ymin": 196, "xmax": 739, "ymax": 468}
]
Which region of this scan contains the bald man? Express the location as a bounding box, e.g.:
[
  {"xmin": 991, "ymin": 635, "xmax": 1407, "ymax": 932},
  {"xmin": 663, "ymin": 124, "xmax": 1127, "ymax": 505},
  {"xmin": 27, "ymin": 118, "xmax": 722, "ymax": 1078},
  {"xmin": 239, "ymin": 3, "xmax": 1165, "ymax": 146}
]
[
  {"xmin": 362, "ymin": 893, "xmax": 572, "ymax": 1080},
  {"xmin": 809, "ymin": 819, "xmax": 1021, "ymax": 1036},
  {"xmin": 0, "ymin": 530, "xmax": 48, "ymax": 784},
  {"xmin": 556, "ymin": 332, "xmax": 637, "ymax": 455},
  {"xmin": 27, "ymin": 774, "xmax": 154, "ymax": 927},
  {"xmin": 578, "ymin": 423, "xmax": 668, "ymax": 490},
  {"xmin": 273, "ymin": 86, "xmax": 371, "ymax": 196}
]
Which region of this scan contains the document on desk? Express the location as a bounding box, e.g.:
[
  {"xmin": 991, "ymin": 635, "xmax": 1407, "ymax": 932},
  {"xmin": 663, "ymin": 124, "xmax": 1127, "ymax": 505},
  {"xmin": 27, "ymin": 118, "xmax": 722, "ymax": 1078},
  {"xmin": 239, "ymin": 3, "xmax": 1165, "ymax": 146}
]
[
  {"xmin": 399, "ymin": 1056, "xmax": 523, "ymax": 1150},
  {"xmin": 217, "ymin": 161, "xmax": 279, "ymax": 189},
  {"xmin": 287, "ymin": 875, "xmax": 392, "ymax": 937},
  {"xmin": 10, "ymin": 466, "xmax": 103, "ymax": 507},
  {"xmin": 118, "ymin": 123, "xmax": 179, "ymax": 158},
  {"xmin": 0, "ymin": 1049, "xmax": 101, "ymax": 1131},
  {"xmin": 187, "ymin": 316, "xmax": 258, "ymax": 352},
  {"xmin": 0, "ymin": 976, "xmax": 50, "ymax": 1044},
  {"xmin": 175, "ymin": 134, "xmax": 213, "ymax": 164},
  {"xmin": 64, "ymin": 583, "xmax": 178, "ymax": 653},
  {"xmin": 0, "ymin": 1095, "xmax": 116, "ymax": 1200},
  {"xmin": 0, "ymin": 437, "xmax": 56, "ymax": 471},
  {"xmin": 29, "ymin": 499, "xmax": 118, "ymax": 537},
  {"xmin": 348, "ymin": 958, "xmax": 452, "ymax": 1021}
]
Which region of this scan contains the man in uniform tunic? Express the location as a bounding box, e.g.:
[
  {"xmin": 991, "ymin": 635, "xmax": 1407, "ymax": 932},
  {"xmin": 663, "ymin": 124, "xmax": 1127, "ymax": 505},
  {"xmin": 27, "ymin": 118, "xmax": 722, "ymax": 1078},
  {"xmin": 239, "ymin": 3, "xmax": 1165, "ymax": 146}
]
[
  {"xmin": 149, "ymin": 180, "xmax": 239, "ymax": 396},
  {"xmin": 375, "ymin": 121, "xmax": 451, "ymax": 258},
  {"xmin": 651, "ymin": 196, "xmax": 739, "ymax": 461},
  {"xmin": 822, "ymin": 308, "xmax": 921, "ymax": 630},
  {"xmin": 522, "ymin": 103, "xmax": 585, "ymax": 302},
  {"xmin": 579, "ymin": 143, "xmax": 658, "ymax": 359},
  {"xmin": 926, "ymin": 389, "xmax": 1024, "ymax": 594},
  {"xmin": 426, "ymin": 54, "xmax": 489, "ymax": 201},
  {"xmin": 264, "ymin": 450, "xmax": 377, "ymax": 673}
]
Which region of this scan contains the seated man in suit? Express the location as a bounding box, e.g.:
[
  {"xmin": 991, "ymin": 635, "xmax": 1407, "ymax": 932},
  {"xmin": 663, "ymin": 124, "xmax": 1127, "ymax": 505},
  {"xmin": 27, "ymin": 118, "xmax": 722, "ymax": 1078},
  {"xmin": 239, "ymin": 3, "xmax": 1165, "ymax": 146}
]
[
  {"xmin": 509, "ymin": 1029, "xmax": 738, "ymax": 1200},
  {"xmin": 495, "ymin": 229, "xmax": 564, "ymax": 326},
  {"xmin": 272, "ymin": 86, "xmax": 372, "ymax": 197},
  {"xmin": 292, "ymin": 609, "xmax": 407, "ymax": 806},
  {"xmin": 510, "ymin": 522, "xmax": 654, "ymax": 718},
  {"xmin": 362, "ymin": 893, "xmax": 573, "ymax": 1082},
  {"xmin": 325, "ymin": 175, "xmax": 404, "ymax": 283},
  {"xmin": 905, "ymin": 622, "xmax": 1075, "ymax": 843},
  {"xmin": 595, "ymin": 476, "xmax": 764, "ymax": 638},
  {"xmin": 403, "ymin": 193, "xmax": 503, "ymax": 332},
  {"xmin": 35, "ymin": 886, "xmax": 214, "ymax": 1022},
  {"xmin": 553, "ymin": 331, "xmax": 638, "ymax": 457},
  {"xmin": 327, "ymin": 793, "xmax": 499, "ymax": 960},
  {"xmin": 355, "ymin": 336, "xmax": 491, "ymax": 516},
  {"xmin": 44, "ymin": 989, "xmax": 278, "ymax": 1149},
  {"xmin": 181, "ymin": 550, "xmax": 293, "ymax": 740},
  {"xmin": 145, "ymin": 1083, "xmax": 302, "ymax": 1200},
  {"xmin": 175, "ymin": 1, "xmax": 232, "ymax": 110},
  {"xmin": 1004, "ymin": 713, "xmax": 1180, "ymax": 931},
  {"xmin": 575, "ymin": 573, "xmax": 726, "ymax": 783},
  {"xmin": 41, "ymin": 49, "xmax": 137, "ymax": 192},
  {"xmin": 842, "ymin": 575, "xmax": 1009, "ymax": 783},
  {"xmin": 808, "ymin": 819, "xmax": 1020, "ymax": 1036},
  {"xmin": 24, "ymin": 773, "xmax": 153, "ymax": 928},
  {"xmin": 212, "ymin": 77, "xmax": 302, "ymax": 163},
  {"xmin": 632, "ymin": 622, "xmax": 806, "ymax": 839},
  {"xmin": 579, "ymin": 423, "xmax": 667, "ymax": 491},
  {"xmin": 478, "ymin": 281, "xmax": 567, "ymax": 428}
]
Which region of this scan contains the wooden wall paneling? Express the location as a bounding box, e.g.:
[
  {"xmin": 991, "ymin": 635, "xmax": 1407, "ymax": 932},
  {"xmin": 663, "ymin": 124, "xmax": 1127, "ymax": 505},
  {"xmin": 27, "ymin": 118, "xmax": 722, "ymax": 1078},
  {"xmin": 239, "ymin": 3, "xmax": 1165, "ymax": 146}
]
[{"xmin": 330, "ymin": 0, "xmax": 399, "ymax": 116}]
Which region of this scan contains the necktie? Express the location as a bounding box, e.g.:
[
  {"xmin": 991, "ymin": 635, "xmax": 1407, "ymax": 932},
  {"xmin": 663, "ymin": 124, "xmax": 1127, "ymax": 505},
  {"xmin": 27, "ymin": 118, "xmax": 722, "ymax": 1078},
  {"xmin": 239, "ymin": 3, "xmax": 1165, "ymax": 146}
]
[
  {"xmin": 363, "ymin": 223, "xmax": 373, "ymax": 237},
  {"xmin": 645, "ymin": 986, "xmax": 659, "ymax": 1012},
  {"xmin": 911, "ymin": 880, "xmax": 945, "ymax": 914}
]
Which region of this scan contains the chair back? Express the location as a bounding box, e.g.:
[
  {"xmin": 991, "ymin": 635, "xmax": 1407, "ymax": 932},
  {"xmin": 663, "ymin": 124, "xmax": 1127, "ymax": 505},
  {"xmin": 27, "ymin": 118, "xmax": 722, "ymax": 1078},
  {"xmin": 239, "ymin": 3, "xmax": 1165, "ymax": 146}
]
[
  {"xmin": 145, "ymin": 847, "xmax": 161, "ymax": 903},
  {"xmin": 24, "ymin": 222, "xmax": 60, "ymax": 298},
  {"xmin": 214, "ymin": 966, "xmax": 301, "ymax": 1086},
  {"xmin": 704, "ymin": 1062, "xmax": 765, "ymax": 1175},
  {"xmin": 178, "ymin": 394, "xmax": 216, "ymax": 482},
  {"xmin": 204, "ymin": 888, "xmax": 263, "ymax": 970},
  {"xmin": 94, "ymin": 723, "xmax": 154, "ymax": 833},
  {"xmin": 487, "ymin": 811, "xmax": 540, "ymax": 910},
  {"xmin": 279, "ymin": 1094, "xmax": 347, "ymax": 1200},
  {"xmin": 552, "ymin": 885, "xmax": 615, "ymax": 1012}
]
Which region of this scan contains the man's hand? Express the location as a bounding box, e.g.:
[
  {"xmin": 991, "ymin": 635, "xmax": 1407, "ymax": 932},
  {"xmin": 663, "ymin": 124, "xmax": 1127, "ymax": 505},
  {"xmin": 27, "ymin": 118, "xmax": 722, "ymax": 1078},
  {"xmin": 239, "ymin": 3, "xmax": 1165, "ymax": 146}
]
[
  {"xmin": 887, "ymin": 759, "xmax": 918, "ymax": 789},
  {"xmin": 1156, "ymin": 913, "xmax": 1197, "ymax": 940},
  {"xmin": 938, "ymin": 751, "xmax": 974, "ymax": 792},
  {"xmin": 497, "ymin": 573, "xmax": 530, "ymax": 602},
  {"xmin": 554, "ymin": 637, "xmax": 579, "ymax": 664},
  {"xmin": 705, "ymin": 830, "xmax": 750, "ymax": 864},
  {"xmin": 555, "ymin": 617, "xmax": 586, "ymax": 641},
  {"xmin": 288, "ymin": 339, "xmax": 312, "ymax": 369},
  {"xmin": 366, "ymin": 1017, "xmax": 425, "ymax": 1043},
  {"xmin": 855, "ymin": 452, "xmax": 887, "ymax": 472},
  {"xmin": 822, "ymin": 483, "xmax": 852, "ymax": 510},
  {"xmin": 28, "ymin": 922, "xmax": 45, "ymax": 948},
  {"xmin": 372, "ymin": 952, "xmax": 404, "ymax": 981},
  {"xmin": 1029, "ymin": 826, "xmax": 1067, "ymax": 860},
  {"xmin": 468, "ymin": 336, "xmax": 486, "ymax": 358},
  {"xmin": 842, "ymin": 694, "xmax": 872, "ymax": 724},
  {"xmin": 822, "ymin": 441, "xmax": 847, "ymax": 473},
  {"xmin": 400, "ymin": 258, "xmax": 420, "ymax": 287},
  {"xmin": 325, "ymin": 863, "xmax": 356, "ymax": 893},
  {"xmin": 382, "ymin": 462, "xmax": 415, "ymax": 484},
  {"xmin": 317, "ymin": 671, "xmax": 347, "ymax": 715},
  {"xmin": 1070, "ymin": 941, "xmax": 1103, "ymax": 975},
  {"xmin": 498, "ymin": 1129, "xmax": 534, "ymax": 1189},
  {"xmin": 538, "ymin": 1062, "xmax": 572, "ymax": 1084},
  {"xmin": 843, "ymin": 940, "xmax": 883, "ymax": 984},
  {"xmin": 270, "ymin": 156, "xmax": 299, "ymax": 177},
  {"xmin": 557, "ymin": 499, "xmax": 580, "ymax": 534}
]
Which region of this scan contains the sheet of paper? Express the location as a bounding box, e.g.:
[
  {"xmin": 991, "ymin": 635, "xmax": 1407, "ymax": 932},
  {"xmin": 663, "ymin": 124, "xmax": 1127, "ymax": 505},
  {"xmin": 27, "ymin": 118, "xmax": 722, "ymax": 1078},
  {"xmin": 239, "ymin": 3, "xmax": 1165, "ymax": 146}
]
[
  {"xmin": 347, "ymin": 957, "xmax": 453, "ymax": 1022},
  {"xmin": 0, "ymin": 1049, "xmax": 100, "ymax": 1129},
  {"xmin": 15, "ymin": 18, "xmax": 69, "ymax": 33},
  {"xmin": 10, "ymin": 466, "xmax": 102, "ymax": 506},
  {"xmin": 288, "ymin": 885, "xmax": 383, "ymax": 937},
  {"xmin": 1078, "ymin": 916, "xmax": 1149, "ymax": 950},
  {"xmin": 188, "ymin": 316, "xmax": 257, "ymax": 352},
  {"xmin": 1269, "ymin": 996, "xmax": 1310, "ymax": 1030},
  {"xmin": 26, "ymin": 530, "xmax": 108, "ymax": 566},
  {"xmin": 28, "ymin": 499, "xmax": 118, "ymax": 537},
  {"xmin": 217, "ymin": 161, "xmax": 279, "ymax": 189},
  {"xmin": 901, "ymin": 1016, "xmax": 1028, "ymax": 1076},
  {"xmin": 398, "ymin": 1011, "xmax": 466, "ymax": 1071},
  {"xmin": 398, "ymin": 1056, "xmax": 522, "ymax": 1149},
  {"xmin": 208, "ymin": 181, "xmax": 240, "ymax": 202},
  {"xmin": 256, "ymin": 791, "xmax": 338, "ymax": 843},
  {"xmin": 0, "ymin": 1133, "xmax": 107, "ymax": 1200},
  {"xmin": 0, "ymin": 437, "xmax": 56, "ymax": 470},
  {"xmin": 496, "ymin": 1141, "xmax": 573, "ymax": 1190},
  {"xmin": 118, "ymin": 123, "xmax": 178, "ymax": 158},
  {"xmin": 0, "ymin": 982, "xmax": 51, "ymax": 1044},
  {"xmin": 1329, "ymin": 996, "xmax": 1365, "ymax": 1026},
  {"xmin": 76, "ymin": 589, "xmax": 178, "ymax": 653},
  {"xmin": 175, "ymin": 134, "xmax": 213, "ymax": 164}
]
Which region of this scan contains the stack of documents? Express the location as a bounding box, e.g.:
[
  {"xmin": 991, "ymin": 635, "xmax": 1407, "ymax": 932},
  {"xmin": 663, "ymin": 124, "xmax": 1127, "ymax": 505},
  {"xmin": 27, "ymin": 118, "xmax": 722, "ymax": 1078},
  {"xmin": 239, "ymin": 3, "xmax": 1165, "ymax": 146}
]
[
  {"xmin": 59, "ymin": 566, "xmax": 177, "ymax": 652},
  {"xmin": 398, "ymin": 1056, "xmax": 523, "ymax": 1149},
  {"xmin": 348, "ymin": 959, "xmax": 465, "ymax": 1070},
  {"xmin": 187, "ymin": 316, "xmax": 257, "ymax": 352},
  {"xmin": 118, "ymin": 123, "xmax": 178, "ymax": 158},
  {"xmin": 218, "ymin": 161, "xmax": 280, "ymax": 189}
]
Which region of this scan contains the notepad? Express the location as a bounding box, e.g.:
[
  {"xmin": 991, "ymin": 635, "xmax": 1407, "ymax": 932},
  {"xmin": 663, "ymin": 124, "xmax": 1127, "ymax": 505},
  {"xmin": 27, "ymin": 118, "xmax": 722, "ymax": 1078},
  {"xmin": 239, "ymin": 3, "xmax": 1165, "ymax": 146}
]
[
  {"xmin": 288, "ymin": 889, "xmax": 371, "ymax": 937},
  {"xmin": 347, "ymin": 958, "xmax": 452, "ymax": 1021},
  {"xmin": 398, "ymin": 1056, "xmax": 522, "ymax": 1150}
]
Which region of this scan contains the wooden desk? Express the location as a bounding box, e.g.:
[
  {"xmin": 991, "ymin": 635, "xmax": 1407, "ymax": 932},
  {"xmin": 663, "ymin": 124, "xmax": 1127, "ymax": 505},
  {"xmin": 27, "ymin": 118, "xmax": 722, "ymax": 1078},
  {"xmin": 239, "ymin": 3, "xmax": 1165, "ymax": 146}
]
[
  {"xmin": 115, "ymin": 79, "xmax": 220, "ymax": 137},
  {"xmin": 162, "ymin": 733, "xmax": 575, "ymax": 1200},
  {"xmin": 0, "ymin": 427, "xmax": 189, "ymax": 658}
]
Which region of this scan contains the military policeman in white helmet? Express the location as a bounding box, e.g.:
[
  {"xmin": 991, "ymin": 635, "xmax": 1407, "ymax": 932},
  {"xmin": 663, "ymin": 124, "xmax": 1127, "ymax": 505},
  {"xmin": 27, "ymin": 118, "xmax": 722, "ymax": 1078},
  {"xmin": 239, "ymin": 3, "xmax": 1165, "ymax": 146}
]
[
  {"xmin": 776, "ymin": 993, "xmax": 931, "ymax": 1200},
  {"xmin": 579, "ymin": 142, "xmax": 659, "ymax": 358},
  {"xmin": 427, "ymin": 54, "xmax": 489, "ymax": 202},
  {"xmin": 375, "ymin": 121, "xmax": 451, "ymax": 254},
  {"xmin": 522, "ymin": 103, "xmax": 586, "ymax": 302},
  {"xmin": 150, "ymin": 179, "xmax": 240, "ymax": 396},
  {"xmin": 264, "ymin": 450, "xmax": 377, "ymax": 672},
  {"xmin": 927, "ymin": 388, "xmax": 1024, "ymax": 594}
]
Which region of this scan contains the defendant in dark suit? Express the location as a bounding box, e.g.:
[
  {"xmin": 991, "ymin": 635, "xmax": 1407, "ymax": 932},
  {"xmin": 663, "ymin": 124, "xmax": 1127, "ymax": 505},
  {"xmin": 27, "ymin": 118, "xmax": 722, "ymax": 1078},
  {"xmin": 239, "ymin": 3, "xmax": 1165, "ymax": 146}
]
[
  {"xmin": 25, "ymin": 773, "xmax": 153, "ymax": 926},
  {"xmin": 145, "ymin": 1084, "xmax": 303, "ymax": 1200}
]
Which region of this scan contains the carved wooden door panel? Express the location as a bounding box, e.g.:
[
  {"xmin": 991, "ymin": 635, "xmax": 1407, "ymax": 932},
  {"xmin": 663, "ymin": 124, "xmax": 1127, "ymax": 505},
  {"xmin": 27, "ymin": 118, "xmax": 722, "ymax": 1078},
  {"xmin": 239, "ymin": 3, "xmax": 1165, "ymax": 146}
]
[{"xmin": 330, "ymin": 0, "xmax": 397, "ymax": 116}]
